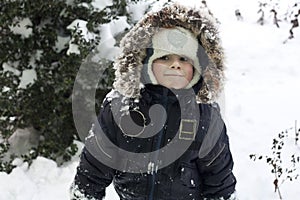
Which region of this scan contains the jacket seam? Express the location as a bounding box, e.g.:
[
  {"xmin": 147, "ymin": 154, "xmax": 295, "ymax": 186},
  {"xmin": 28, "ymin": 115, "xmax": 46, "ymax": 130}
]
[{"xmin": 205, "ymin": 143, "xmax": 226, "ymax": 167}]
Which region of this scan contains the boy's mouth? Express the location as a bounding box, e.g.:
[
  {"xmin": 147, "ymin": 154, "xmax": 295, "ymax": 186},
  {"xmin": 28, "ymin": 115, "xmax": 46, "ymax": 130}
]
[{"xmin": 164, "ymin": 74, "xmax": 184, "ymax": 77}]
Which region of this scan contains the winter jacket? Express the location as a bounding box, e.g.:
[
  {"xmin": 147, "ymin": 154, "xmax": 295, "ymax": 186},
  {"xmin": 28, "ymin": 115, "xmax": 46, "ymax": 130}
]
[{"xmin": 70, "ymin": 3, "xmax": 236, "ymax": 200}]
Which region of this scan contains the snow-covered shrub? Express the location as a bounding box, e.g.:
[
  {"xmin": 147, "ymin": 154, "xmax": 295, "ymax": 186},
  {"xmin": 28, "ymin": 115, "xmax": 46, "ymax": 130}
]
[
  {"xmin": 234, "ymin": 1, "xmax": 300, "ymax": 42},
  {"xmin": 0, "ymin": 0, "xmax": 143, "ymax": 173},
  {"xmin": 259, "ymin": 1, "xmax": 300, "ymax": 41},
  {"xmin": 250, "ymin": 124, "xmax": 300, "ymax": 200}
]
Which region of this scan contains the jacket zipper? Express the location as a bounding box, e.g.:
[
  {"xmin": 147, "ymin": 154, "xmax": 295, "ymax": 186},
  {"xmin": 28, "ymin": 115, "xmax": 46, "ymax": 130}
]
[{"xmin": 148, "ymin": 88, "xmax": 168, "ymax": 200}]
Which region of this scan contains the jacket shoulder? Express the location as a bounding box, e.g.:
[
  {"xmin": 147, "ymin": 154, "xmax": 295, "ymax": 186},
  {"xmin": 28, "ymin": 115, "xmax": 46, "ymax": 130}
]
[{"xmin": 198, "ymin": 102, "xmax": 221, "ymax": 118}]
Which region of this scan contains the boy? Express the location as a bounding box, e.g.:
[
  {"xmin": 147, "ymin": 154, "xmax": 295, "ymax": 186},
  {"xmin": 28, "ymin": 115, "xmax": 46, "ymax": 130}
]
[{"xmin": 71, "ymin": 3, "xmax": 237, "ymax": 200}]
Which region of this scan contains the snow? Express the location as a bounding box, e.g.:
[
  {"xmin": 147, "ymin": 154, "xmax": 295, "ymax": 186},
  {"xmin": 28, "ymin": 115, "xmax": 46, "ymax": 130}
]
[
  {"xmin": 67, "ymin": 19, "xmax": 97, "ymax": 55},
  {"xmin": 2, "ymin": 62, "xmax": 21, "ymax": 76},
  {"xmin": 55, "ymin": 36, "xmax": 71, "ymax": 53},
  {"xmin": 0, "ymin": 157, "xmax": 78, "ymax": 200},
  {"xmin": 91, "ymin": 0, "xmax": 113, "ymax": 11},
  {"xmin": 18, "ymin": 69, "xmax": 37, "ymax": 89},
  {"xmin": 1, "ymin": 0, "xmax": 300, "ymax": 199},
  {"xmin": 127, "ymin": 1, "xmax": 153, "ymax": 22},
  {"xmin": 3, "ymin": 61, "xmax": 37, "ymax": 89},
  {"xmin": 95, "ymin": 16, "xmax": 130, "ymax": 61},
  {"xmin": 9, "ymin": 18, "xmax": 33, "ymax": 38}
]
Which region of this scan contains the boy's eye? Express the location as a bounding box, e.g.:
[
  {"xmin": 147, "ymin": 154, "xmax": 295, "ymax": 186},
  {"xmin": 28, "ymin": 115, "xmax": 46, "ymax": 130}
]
[
  {"xmin": 180, "ymin": 56, "xmax": 193, "ymax": 64},
  {"xmin": 180, "ymin": 57, "xmax": 189, "ymax": 62},
  {"xmin": 158, "ymin": 56, "xmax": 169, "ymax": 60}
]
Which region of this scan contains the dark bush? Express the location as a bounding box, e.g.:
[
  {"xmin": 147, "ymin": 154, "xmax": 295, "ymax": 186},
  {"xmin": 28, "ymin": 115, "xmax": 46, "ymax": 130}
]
[{"xmin": 0, "ymin": 0, "xmax": 138, "ymax": 173}]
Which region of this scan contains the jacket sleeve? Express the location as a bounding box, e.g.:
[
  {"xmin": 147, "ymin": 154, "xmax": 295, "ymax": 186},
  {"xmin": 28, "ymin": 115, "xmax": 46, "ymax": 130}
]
[
  {"xmin": 70, "ymin": 148, "xmax": 115, "ymax": 200},
  {"xmin": 196, "ymin": 105, "xmax": 237, "ymax": 199},
  {"xmin": 70, "ymin": 101, "xmax": 117, "ymax": 200}
]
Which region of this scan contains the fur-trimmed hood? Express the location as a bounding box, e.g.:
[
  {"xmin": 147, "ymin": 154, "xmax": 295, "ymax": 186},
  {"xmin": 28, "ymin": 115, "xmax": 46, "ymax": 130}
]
[{"xmin": 113, "ymin": 3, "xmax": 225, "ymax": 103}]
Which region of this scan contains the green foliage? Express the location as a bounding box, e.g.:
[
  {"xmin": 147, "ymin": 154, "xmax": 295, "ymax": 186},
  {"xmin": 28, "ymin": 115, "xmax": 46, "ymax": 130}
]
[
  {"xmin": 0, "ymin": 143, "xmax": 14, "ymax": 172},
  {"xmin": 0, "ymin": 0, "xmax": 140, "ymax": 173}
]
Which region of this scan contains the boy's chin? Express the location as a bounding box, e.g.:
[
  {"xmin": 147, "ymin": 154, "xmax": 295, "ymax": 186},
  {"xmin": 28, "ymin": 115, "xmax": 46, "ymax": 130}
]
[
  {"xmin": 157, "ymin": 78, "xmax": 190, "ymax": 90},
  {"xmin": 165, "ymin": 83, "xmax": 189, "ymax": 90}
]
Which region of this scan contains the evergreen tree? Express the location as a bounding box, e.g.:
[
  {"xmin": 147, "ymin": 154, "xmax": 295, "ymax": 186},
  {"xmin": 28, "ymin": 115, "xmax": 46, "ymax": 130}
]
[{"xmin": 0, "ymin": 0, "xmax": 143, "ymax": 173}]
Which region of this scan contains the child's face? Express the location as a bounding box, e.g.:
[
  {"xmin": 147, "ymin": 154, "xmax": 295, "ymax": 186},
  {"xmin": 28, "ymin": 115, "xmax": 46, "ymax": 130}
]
[{"xmin": 152, "ymin": 54, "xmax": 194, "ymax": 89}]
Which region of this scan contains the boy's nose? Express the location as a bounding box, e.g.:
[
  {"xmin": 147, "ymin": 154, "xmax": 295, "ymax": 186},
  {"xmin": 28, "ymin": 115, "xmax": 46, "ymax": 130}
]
[{"xmin": 170, "ymin": 61, "xmax": 181, "ymax": 70}]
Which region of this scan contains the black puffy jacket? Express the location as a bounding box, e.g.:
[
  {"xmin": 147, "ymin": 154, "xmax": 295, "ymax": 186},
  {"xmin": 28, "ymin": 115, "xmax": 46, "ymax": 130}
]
[{"xmin": 71, "ymin": 84, "xmax": 236, "ymax": 200}]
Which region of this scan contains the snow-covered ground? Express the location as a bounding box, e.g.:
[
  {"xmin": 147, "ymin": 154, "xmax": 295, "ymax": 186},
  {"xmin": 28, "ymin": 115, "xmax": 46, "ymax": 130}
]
[{"xmin": 1, "ymin": 0, "xmax": 300, "ymax": 199}]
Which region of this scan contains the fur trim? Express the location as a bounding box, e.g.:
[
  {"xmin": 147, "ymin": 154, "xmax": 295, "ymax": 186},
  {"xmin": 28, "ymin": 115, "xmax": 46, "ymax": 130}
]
[{"xmin": 113, "ymin": 3, "xmax": 225, "ymax": 103}]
